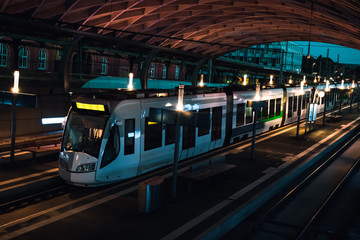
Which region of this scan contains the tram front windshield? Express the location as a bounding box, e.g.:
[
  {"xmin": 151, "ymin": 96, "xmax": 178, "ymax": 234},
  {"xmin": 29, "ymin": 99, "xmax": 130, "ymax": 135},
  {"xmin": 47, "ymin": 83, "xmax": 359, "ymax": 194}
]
[{"xmin": 62, "ymin": 111, "xmax": 106, "ymax": 158}]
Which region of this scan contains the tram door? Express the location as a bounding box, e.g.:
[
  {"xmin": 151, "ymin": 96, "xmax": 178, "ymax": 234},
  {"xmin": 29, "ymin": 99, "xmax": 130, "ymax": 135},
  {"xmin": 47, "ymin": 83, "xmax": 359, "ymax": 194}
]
[{"xmin": 96, "ymin": 101, "xmax": 141, "ymax": 181}]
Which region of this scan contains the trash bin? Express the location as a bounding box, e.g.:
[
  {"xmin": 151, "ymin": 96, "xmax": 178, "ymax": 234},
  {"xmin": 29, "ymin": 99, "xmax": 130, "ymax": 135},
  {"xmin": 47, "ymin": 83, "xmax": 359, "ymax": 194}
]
[{"xmin": 138, "ymin": 176, "xmax": 164, "ymax": 213}]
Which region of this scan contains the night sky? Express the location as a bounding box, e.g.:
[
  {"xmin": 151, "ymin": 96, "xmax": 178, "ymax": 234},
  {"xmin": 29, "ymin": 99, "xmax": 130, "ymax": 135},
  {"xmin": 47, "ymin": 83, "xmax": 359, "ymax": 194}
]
[{"xmin": 294, "ymin": 41, "xmax": 360, "ymax": 65}]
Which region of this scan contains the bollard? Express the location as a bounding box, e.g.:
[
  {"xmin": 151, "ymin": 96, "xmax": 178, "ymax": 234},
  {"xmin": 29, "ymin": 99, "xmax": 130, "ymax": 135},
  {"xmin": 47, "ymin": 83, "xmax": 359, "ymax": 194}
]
[{"xmin": 138, "ymin": 176, "xmax": 164, "ymax": 213}]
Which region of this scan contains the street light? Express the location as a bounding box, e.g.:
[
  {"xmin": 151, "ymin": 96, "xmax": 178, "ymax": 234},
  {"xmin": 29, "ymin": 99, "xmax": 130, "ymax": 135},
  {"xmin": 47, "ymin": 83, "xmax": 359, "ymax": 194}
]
[
  {"xmin": 172, "ymin": 84, "xmax": 184, "ymax": 199},
  {"xmin": 243, "ymin": 74, "xmax": 247, "ymax": 86},
  {"xmin": 12, "ymin": 70, "xmax": 20, "ymax": 93},
  {"xmin": 199, "ymin": 74, "xmax": 204, "ymax": 87},
  {"xmin": 296, "ymin": 81, "xmax": 305, "ymax": 138}
]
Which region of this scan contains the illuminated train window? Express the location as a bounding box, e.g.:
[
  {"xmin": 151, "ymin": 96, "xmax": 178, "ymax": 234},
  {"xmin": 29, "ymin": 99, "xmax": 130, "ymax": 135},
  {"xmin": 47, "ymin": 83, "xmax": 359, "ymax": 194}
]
[
  {"xmin": 261, "ymin": 100, "xmax": 269, "ymax": 120},
  {"xmin": 145, "ymin": 117, "xmax": 162, "ymax": 150},
  {"xmin": 276, "ymin": 98, "xmax": 281, "ymax": 116},
  {"xmin": 288, "ymin": 97, "xmax": 293, "ymax": 118},
  {"xmin": 183, "ymin": 110, "xmax": 196, "ymax": 149},
  {"xmin": 101, "ymin": 125, "xmax": 120, "ymax": 168},
  {"xmin": 269, "ymin": 99, "xmax": 275, "ymax": 118},
  {"xmin": 236, "ymin": 104, "xmax": 245, "ymax": 127},
  {"xmin": 245, "ymin": 104, "xmax": 253, "ymax": 124},
  {"xmin": 124, "ymin": 119, "xmax": 135, "ymax": 155},
  {"xmin": 165, "ymin": 124, "xmax": 176, "ymax": 145},
  {"xmin": 198, "ymin": 108, "xmax": 210, "ymax": 136},
  {"xmin": 302, "ymin": 95, "xmax": 306, "ymax": 109},
  {"xmin": 211, "ymin": 107, "xmax": 222, "ymax": 141},
  {"xmin": 294, "ymin": 96, "xmax": 298, "ymax": 112}
]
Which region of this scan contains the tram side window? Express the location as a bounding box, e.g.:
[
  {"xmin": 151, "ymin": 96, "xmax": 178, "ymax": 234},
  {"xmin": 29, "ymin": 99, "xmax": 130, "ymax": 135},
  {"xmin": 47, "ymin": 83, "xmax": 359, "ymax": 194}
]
[
  {"xmin": 326, "ymin": 94, "xmax": 330, "ymax": 107},
  {"xmin": 288, "ymin": 97, "xmax": 293, "ymax": 118},
  {"xmin": 269, "ymin": 99, "xmax": 275, "ymax": 118},
  {"xmin": 183, "ymin": 125, "xmax": 196, "ymax": 149},
  {"xmin": 145, "ymin": 118, "xmax": 162, "ymax": 151},
  {"xmin": 236, "ymin": 104, "xmax": 245, "ymax": 127},
  {"xmin": 261, "ymin": 100, "xmax": 269, "ymax": 120},
  {"xmin": 306, "ymin": 95, "xmax": 309, "ymax": 108},
  {"xmin": 198, "ymin": 108, "xmax": 210, "ymax": 136},
  {"xmin": 165, "ymin": 124, "xmax": 176, "ymax": 145},
  {"xmin": 302, "ymin": 95, "xmax": 306, "ymax": 109},
  {"xmin": 293, "ymin": 96, "xmax": 298, "ymax": 112},
  {"xmin": 101, "ymin": 125, "xmax": 120, "ymax": 168},
  {"xmin": 245, "ymin": 104, "xmax": 253, "ymax": 124},
  {"xmin": 124, "ymin": 119, "xmax": 135, "ymax": 155},
  {"xmin": 275, "ymin": 98, "xmax": 281, "ymax": 116},
  {"xmin": 211, "ymin": 107, "xmax": 222, "ymax": 141}
]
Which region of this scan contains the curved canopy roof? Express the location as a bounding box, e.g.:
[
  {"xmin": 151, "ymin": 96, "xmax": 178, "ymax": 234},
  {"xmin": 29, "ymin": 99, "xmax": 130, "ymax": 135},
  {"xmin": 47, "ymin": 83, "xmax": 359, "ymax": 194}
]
[{"xmin": 1, "ymin": 0, "xmax": 360, "ymax": 57}]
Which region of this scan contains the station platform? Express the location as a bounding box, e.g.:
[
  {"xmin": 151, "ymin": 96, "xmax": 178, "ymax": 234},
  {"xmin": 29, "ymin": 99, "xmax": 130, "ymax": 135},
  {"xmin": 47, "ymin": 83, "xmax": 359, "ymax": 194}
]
[
  {"xmin": 0, "ymin": 130, "xmax": 62, "ymax": 201},
  {"xmin": 0, "ymin": 107, "xmax": 360, "ymax": 240}
]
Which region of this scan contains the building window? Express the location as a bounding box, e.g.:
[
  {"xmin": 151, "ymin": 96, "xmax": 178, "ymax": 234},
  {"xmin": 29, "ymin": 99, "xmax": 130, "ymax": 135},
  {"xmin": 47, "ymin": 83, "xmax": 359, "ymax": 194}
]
[
  {"xmin": 162, "ymin": 64, "xmax": 167, "ymax": 79},
  {"xmin": 150, "ymin": 62, "xmax": 155, "ymax": 78},
  {"xmin": 0, "ymin": 43, "xmax": 8, "ymax": 67},
  {"xmin": 175, "ymin": 65, "xmax": 179, "ymax": 79},
  {"xmin": 55, "ymin": 50, "xmax": 62, "ymax": 61},
  {"xmin": 101, "ymin": 57, "xmax": 107, "ymax": 75},
  {"xmin": 38, "ymin": 49, "xmax": 47, "ymax": 70},
  {"xmin": 19, "ymin": 46, "xmax": 29, "ymax": 69}
]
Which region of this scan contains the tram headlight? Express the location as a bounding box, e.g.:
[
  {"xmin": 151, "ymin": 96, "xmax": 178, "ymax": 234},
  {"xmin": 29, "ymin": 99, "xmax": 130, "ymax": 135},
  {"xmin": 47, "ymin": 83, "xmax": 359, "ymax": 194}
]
[{"xmin": 76, "ymin": 163, "xmax": 96, "ymax": 172}]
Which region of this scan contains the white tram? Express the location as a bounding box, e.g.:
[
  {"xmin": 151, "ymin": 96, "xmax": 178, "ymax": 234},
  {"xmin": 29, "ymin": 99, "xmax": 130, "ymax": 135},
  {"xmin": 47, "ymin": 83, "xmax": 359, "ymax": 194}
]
[{"xmin": 59, "ymin": 84, "xmax": 352, "ymax": 186}]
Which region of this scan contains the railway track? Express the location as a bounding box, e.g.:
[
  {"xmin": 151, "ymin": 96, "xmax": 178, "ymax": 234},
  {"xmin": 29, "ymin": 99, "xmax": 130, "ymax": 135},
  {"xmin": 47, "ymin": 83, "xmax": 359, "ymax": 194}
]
[{"xmin": 241, "ymin": 132, "xmax": 360, "ymax": 240}]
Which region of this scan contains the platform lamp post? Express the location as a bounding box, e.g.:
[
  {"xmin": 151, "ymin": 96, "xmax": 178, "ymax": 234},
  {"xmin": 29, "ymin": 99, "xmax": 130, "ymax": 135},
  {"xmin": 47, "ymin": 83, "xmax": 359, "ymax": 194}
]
[
  {"xmin": 127, "ymin": 72, "xmax": 134, "ymax": 90},
  {"xmin": 172, "ymin": 84, "xmax": 184, "ymax": 199},
  {"xmin": 249, "ymin": 83, "xmax": 266, "ymax": 160},
  {"xmin": 323, "ymin": 80, "xmax": 330, "ymax": 126},
  {"xmin": 349, "ymin": 80, "xmax": 356, "ymax": 112},
  {"xmin": 296, "ymin": 81, "xmax": 305, "ymax": 138},
  {"xmin": 10, "ymin": 70, "xmax": 20, "ymax": 165}
]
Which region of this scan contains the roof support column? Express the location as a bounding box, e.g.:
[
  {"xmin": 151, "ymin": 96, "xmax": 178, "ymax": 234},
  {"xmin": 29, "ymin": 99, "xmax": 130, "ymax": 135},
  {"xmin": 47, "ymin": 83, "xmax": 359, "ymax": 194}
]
[
  {"xmin": 208, "ymin": 58, "xmax": 213, "ymax": 83},
  {"xmin": 191, "ymin": 58, "xmax": 207, "ymax": 87},
  {"xmin": 139, "ymin": 49, "xmax": 159, "ymax": 90},
  {"xmin": 11, "ymin": 39, "xmax": 20, "ymax": 72},
  {"xmin": 60, "ymin": 35, "xmax": 83, "ymax": 93},
  {"xmin": 179, "ymin": 59, "xmax": 185, "ymax": 82}
]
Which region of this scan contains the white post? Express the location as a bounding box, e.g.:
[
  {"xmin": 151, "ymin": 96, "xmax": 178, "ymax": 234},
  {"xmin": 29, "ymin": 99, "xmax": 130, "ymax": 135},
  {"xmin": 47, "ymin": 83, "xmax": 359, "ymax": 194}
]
[
  {"xmin": 199, "ymin": 74, "xmax": 204, "ymax": 87},
  {"xmin": 12, "ymin": 70, "xmax": 19, "ymax": 93},
  {"xmin": 177, "ymin": 84, "xmax": 184, "ymax": 111},
  {"xmin": 127, "ymin": 72, "xmax": 134, "ymax": 90}
]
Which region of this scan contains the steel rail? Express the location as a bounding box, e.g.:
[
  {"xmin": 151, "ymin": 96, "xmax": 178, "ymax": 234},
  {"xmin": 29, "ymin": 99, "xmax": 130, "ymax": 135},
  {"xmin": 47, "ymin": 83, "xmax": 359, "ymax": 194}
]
[{"xmin": 250, "ymin": 131, "xmax": 360, "ymax": 239}]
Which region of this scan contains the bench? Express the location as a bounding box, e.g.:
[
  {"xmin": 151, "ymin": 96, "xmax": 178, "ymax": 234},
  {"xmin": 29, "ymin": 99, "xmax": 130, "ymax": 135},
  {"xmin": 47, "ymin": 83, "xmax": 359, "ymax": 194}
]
[
  {"xmin": 179, "ymin": 156, "xmax": 236, "ymax": 190},
  {"xmin": 22, "ymin": 138, "xmax": 61, "ymax": 160}
]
